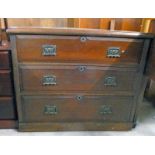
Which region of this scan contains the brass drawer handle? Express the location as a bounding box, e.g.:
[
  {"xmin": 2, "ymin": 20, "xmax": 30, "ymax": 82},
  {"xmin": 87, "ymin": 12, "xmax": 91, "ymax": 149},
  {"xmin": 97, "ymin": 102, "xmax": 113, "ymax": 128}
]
[
  {"xmin": 44, "ymin": 105, "xmax": 58, "ymax": 115},
  {"xmin": 100, "ymin": 105, "xmax": 112, "ymax": 115},
  {"xmin": 78, "ymin": 66, "xmax": 86, "ymax": 72},
  {"xmin": 104, "ymin": 76, "xmax": 117, "ymax": 86},
  {"xmin": 42, "ymin": 45, "xmax": 56, "ymax": 56},
  {"xmin": 42, "ymin": 75, "xmax": 56, "ymax": 85},
  {"xmin": 107, "ymin": 47, "xmax": 121, "ymax": 58}
]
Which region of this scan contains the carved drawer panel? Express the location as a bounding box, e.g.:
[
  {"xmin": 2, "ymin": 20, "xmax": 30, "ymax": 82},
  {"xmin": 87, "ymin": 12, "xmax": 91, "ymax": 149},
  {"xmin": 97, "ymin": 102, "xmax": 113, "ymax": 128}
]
[
  {"xmin": 19, "ymin": 64, "xmax": 137, "ymax": 93},
  {"xmin": 21, "ymin": 95, "xmax": 133, "ymax": 123},
  {"xmin": 16, "ymin": 35, "xmax": 143, "ymax": 65}
]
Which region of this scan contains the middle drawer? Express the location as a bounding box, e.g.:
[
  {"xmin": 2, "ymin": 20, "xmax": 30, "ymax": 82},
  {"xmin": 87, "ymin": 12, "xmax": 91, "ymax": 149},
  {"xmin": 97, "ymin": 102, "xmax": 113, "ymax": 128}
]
[{"xmin": 19, "ymin": 64, "xmax": 137, "ymax": 93}]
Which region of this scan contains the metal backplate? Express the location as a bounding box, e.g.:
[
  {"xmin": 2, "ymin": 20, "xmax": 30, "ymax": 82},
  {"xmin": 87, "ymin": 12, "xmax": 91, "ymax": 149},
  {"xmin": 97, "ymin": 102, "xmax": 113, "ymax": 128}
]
[
  {"xmin": 44, "ymin": 105, "xmax": 57, "ymax": 115},
  {"xmin": 104, "ymin": 76, "xmax": 117, "ymax": 86},
  {"xmin": 42, "ymin": 45, "xmax": 56, "ymax": 56},
  {"xmin": 107, "ymin": 47, "xmax": 120, "ymax": 58},
  {"xmin": 42, "ymin": 75, "xmax": 56, "ymax": 85},
  {"xmin": 100, "ymin": 105, "xmax": 112, "ymax": 115}
]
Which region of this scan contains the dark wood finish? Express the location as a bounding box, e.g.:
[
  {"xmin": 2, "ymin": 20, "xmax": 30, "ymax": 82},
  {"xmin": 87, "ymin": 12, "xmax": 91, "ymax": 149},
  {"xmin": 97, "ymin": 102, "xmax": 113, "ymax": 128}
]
[
  {"xmin": 144, "ymin": 20, "xmax": 155, "ymax": 102},
  {"xmin": 19, "ymin": 64, "xmax": 137, "ymax": 93},
  {"xmin": 16, "ymin": 35, "xmax": 143, "ymax": 65},
  {"xmin": 131, "ymin": 40, "xmax": 151, "ymax": 122},
  {"xmin": 145, "ymin": 44, "xmax": 155, "ymax": 102},
  {"xmin": 0, "ymin": 39, "xmax": 17, "ymax": 128},
  {"xmin": 19, "ymin": 122, "xmax": 133, "ymax": 131},
  {"xmin": 146, "ymin": 39, "xmax": 155, "ymax": 80},
  {"xmin": 0, "ymin": 70, "xmax": 13, "ymax": 96},
  {"xmin": 21, "ymin": 95, "xmax": 133, "ymax": 123},
  {"xmin": 0, "ymin": 120, "xmax": 17, "ymax": 129},
  {"xmin": 0, "ymin": 97, "xmax": 16, "ymax": 119},
  {"xmin": 145, "ymin": 79, "xmax": 155, "ymax": 101},
  {"xmin": 0, "ymin": 51, "xmax": 10, "ymax": 69},
  {"xmin": 0, "ymin": 19, "xmax": 2, "ymax": 43},
  {"xmin": 8, "ymin": 28, "xmax": 152, "ymax": 131}
]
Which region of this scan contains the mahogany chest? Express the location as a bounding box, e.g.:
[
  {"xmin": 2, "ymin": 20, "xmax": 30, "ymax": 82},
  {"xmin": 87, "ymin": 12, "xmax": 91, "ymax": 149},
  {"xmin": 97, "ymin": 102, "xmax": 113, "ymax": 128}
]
[{"xmin": 7, "ymin": 28, "xmax": 153, "ymax": 131}]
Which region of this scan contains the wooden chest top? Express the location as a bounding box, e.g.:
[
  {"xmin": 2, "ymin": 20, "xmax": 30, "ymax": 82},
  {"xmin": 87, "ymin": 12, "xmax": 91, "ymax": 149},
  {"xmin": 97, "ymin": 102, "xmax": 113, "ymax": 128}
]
[{"xmin": 7, "ymin": 27, "xmax": 154, "ymax": 38}]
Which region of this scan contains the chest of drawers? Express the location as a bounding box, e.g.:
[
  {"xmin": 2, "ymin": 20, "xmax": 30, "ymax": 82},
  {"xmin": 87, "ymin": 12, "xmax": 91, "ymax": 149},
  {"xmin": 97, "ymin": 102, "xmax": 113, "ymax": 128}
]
[
  {"xmin": 7, "ymin": 28, "xmax": 153, "ymax": 131},
  {"xmin": 0, "ymin": 41, "xmax": 17, "ymax": 128}
]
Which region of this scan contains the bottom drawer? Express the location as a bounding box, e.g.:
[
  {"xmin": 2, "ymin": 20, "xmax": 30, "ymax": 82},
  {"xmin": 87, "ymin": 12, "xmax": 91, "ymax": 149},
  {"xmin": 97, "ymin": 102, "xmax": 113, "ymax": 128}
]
[
  {"xmin": 21, "ymin": 95, "xmax": 133, "ymax": 123},
  {"xmin": 0, "ymin": 97, "xmax": 16, "ymax": 119}
]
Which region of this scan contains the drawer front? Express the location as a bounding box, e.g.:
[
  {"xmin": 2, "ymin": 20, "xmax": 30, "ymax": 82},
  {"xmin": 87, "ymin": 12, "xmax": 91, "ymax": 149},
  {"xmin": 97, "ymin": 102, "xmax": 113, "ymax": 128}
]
[
  {"xmin": 21, "ymin": 95, "xmax": 133, "ymax": 122},
  {"xmin": 20, "ymin": 64, "xmax": 137, "ymax": 92},
  {"xmin": 0, "ymin": 51, "xmax": 10, "ymax": 69},
  {"xmin": 0, "ymin": 97, "xmax": 16, "ymax": 119},
  {"xmin": 16, "ymin": 35, "xmax": 143, "ymax": 64},
  {"xmin": 0, "ymin": 71, "xmax": 13, "ymax": 96}
]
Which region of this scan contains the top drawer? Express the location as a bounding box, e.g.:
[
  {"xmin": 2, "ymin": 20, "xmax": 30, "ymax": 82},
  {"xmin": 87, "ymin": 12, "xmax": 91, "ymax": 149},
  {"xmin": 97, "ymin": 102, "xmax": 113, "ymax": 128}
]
[{"xmin": 16, "ymin": 35, "xmax": 144, "ymax": 65}]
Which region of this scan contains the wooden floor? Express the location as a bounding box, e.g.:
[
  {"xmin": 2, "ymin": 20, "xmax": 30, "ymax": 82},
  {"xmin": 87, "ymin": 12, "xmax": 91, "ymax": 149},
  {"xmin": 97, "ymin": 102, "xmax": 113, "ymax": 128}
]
[{"xmin": 0, "ymin": 99, "xmax": 155, "ymax": 136}]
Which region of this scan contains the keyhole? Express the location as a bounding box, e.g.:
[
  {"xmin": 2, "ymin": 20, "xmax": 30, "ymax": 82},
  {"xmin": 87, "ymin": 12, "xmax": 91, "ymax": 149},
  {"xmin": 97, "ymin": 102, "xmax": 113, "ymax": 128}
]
[
  {"xmin": 80, "ymin": 37, "xmax": 87, "ymax": 42},
  {"xmin": 76, "ymin": 95, "xmax": 83, "ymax": 101},
  {"xmin": 79, "ymin": 66, "xmax": 86, "ymax": 72}
]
